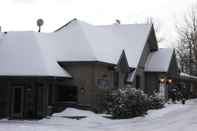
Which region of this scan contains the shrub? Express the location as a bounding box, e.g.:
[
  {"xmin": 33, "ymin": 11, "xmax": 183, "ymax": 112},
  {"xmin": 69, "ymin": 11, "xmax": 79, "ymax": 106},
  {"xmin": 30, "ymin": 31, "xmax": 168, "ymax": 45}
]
[
  {"xmin": 147, "ymin": 93, "xmax": 165, "ymax": 109},
  {"xmin": 102, "ymin": 88, "xmax": 165, "ymax": 119},
  {"xmin": 103, "ymin": 88, "xmax": 149, "ymax": 119}
]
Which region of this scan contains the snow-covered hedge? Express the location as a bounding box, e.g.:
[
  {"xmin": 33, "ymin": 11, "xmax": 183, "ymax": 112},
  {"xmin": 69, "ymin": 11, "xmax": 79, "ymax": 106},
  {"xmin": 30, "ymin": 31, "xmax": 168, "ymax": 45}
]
[{"xmin": 103, "ymin": 88, "xmax": 165, "ymax": 119}]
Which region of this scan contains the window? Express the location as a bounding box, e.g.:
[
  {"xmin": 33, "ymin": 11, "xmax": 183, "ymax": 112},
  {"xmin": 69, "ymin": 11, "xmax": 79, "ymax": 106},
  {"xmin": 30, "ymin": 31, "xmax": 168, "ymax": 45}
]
[
  {"xmin": 97, "ymin": 79, "xmax": 110, "ymax": 89},
  {"xmin": 136, "ymin": 75, "xmax": 140, "ymax": 89},
  {"xmin": 56, "ymin": 86, "xmax": 77, "ymax": 102}
]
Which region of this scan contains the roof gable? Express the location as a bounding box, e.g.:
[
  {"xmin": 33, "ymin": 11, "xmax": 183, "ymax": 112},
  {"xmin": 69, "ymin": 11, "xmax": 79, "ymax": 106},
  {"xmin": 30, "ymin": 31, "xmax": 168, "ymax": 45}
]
[
  {"xmin": 0, "ymin": 19, "xmax": 157, "ymax": 77},
  {"xmin": 147, "ymin": 25, "xmax": 158, "ymax": 51},
  {"xmin": 117, "ymin": 50, "xmax": 129, "ymax": 73},
  {"xmin": 55, "ymin": 19, "xmax": 153, "ymax": 68},
  {"xmin": 50, "ymin": 20, "xmax": 97, "ymax": 62}
]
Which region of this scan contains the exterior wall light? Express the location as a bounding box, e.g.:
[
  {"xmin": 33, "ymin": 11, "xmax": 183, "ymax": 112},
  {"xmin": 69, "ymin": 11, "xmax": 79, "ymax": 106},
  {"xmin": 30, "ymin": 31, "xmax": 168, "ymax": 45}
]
[
  {"xmin": 160, "ymin": 78, "xmax": 165, "ymax": 83},
  {"xmin": 80, "ymin": 87, "xmax": 86, "ymax": 94},
  {"xmin": 168, "ymin": 79, "xmax": 172, "ymax": 84}
]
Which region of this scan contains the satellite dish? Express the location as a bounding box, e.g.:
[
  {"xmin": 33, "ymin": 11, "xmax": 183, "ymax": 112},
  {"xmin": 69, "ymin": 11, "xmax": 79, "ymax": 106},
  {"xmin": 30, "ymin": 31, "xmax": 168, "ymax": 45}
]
[{"xmin": 37, "ymin": 18, "xmax": 44, "ymax": 32}]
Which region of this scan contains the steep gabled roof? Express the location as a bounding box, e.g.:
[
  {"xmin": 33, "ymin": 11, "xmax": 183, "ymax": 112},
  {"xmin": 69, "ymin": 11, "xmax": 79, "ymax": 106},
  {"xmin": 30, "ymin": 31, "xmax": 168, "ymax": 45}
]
[
  {"xmin": 117, "ymin": 50, "xmax": 129, "ymax": 73},
  {"xmin": 145, "ymin": 48, "xmax": 174, "ymax": 72},
  {"xmin": 54, "ymin": 19, "xmax": 153, "ymax": 67}
]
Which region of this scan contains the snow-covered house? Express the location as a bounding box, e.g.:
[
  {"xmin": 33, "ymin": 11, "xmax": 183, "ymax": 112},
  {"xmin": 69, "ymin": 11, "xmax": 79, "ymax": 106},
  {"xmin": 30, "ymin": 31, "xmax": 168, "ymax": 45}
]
[{"xmin": 0, "ymin": 19, "xmax": 179, "ymax": 119}]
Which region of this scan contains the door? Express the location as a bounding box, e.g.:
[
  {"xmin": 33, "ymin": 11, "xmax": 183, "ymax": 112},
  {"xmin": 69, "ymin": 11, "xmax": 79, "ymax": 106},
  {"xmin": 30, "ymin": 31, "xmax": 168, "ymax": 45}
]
[
  {"xmin": 159, "ymin": 83, "xmax": 165, "ymax": 99},
  {"xmin": 11, "ymin": 86, "xmax": 24, "ymax": 118},
  {"xmin": 56, "ymin": 85, "xmax": 78, "ymax": 102},
  {"xmin": 136, "ymin": 75, "xmax": 140, "ymax": 89},
  {"xmin": 35, "ymin": 82, "xmax": 48, "ymax": 118}
]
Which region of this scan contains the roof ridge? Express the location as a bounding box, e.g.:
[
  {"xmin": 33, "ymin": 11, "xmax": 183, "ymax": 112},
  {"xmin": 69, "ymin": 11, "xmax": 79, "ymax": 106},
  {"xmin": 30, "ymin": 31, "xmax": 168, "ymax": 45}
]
[
  {"xmin": 97, "ymin": 23, "xmax": 152, "ymax": 27},
  {"xmin": 135, "ymin": 24, "xmax": 153, "ymax": 68},
  {"xmin": 31, "ymin": 32, "xmax": 51, "ymax": 75},
  {"xmin": 54, "ymin": 18, "xmax": 77, "ymax": 32},
  {"xmin": 76, "ymin": 21, "xmax": 98, "ymax": 60},
  {"xmin": 32, "ymin": 32, "xmax": 71, "ymax": 77}
]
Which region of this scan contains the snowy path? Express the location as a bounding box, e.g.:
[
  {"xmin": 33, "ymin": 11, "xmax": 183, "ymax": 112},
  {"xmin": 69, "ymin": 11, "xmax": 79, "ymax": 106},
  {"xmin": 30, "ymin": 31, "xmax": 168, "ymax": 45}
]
[{"xmin": 0, "ymin": 99, "xmax": 197, "ymax": 131}]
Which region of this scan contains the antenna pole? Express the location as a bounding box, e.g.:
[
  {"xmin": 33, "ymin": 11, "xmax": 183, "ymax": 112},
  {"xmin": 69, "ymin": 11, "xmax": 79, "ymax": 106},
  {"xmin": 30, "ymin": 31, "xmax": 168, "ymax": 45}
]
[{"xmin": 38, "ymin": 26, "xmax": 41, "ymax": 32}]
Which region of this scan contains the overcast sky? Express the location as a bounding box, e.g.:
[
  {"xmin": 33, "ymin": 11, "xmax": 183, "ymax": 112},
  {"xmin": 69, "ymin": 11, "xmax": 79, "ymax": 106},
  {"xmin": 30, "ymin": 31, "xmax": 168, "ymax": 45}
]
[{"xmin": 0, "ymin": 0, "xmax": 196, "ymax": 47}]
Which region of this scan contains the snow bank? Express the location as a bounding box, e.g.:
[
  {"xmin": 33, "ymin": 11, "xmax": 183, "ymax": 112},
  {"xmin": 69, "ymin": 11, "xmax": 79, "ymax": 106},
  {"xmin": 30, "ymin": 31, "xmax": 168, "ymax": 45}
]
[
  {"xmin": 147, "ymin": 103, "xmax": 189, "ymax": 119},
  {"xmin": 0, "ymin": 99, "xmax": 197, "ymax": 131},
  {"xmin": 53, "ymin": 108, "xmax": 96, "ymax": 117}
]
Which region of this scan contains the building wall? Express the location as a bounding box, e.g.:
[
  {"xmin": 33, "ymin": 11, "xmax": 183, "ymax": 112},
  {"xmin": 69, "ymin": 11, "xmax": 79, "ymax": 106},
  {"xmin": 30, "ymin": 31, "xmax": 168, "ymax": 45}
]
[
  {"xmin": 62, "ymin": 62, "xmax": 127, "ymax": 112},
  {"xmin": 93, "ymin": 63, "xmax": 114, "ymax": 111},
  {"xmin": 0, "ymin": 79, "xmax": 9, "ymax": 118},
  {"xmin": 134, "ymin": 41, "xmax": 151, "ymax": 90},
  {"xmin": 62, "ymin": 63, "xmax": 95, "ymax": 107},
  {"xmin": 0, "ymin": 77, "xmax": 51, "ymax": 119},
  {"xmin": 167, "ymin": 51, "xmax": 179, "ymax": 77},
  {"xmin": 117, "ymin": 51, "xmax": 130, "ymax": 89},
  {"xmin": 145, "ymin": 72, "xmax": 159, "ymax": 95}
]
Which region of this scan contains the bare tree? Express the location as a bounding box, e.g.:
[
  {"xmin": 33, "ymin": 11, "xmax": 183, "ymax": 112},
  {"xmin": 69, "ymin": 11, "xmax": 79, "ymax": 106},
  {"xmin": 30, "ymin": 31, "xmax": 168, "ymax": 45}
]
[{"xmin": 176, "ymin": 7, "xmax": 197, "ymax": 75}]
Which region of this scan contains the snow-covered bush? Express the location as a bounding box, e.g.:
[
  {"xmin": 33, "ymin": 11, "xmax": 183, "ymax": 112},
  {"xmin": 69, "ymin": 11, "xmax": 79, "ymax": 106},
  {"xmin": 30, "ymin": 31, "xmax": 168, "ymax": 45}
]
[
  {"xmin": 102, "ymin": 88, "xmax": 165, "ymax": 119},
  {"xmin": 103, "ymin": 88, "xmax": 149, "ymax": 119},
  {"xmin": 147, "ymin": 93, "xmax": 165, "ymax": 109}
]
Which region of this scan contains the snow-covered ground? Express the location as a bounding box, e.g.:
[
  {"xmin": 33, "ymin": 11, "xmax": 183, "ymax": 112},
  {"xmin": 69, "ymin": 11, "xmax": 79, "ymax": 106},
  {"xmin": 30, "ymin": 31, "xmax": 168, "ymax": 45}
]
[{"xmin": 1, "ymin": 99, "xmax": 197, "ymax": 131}]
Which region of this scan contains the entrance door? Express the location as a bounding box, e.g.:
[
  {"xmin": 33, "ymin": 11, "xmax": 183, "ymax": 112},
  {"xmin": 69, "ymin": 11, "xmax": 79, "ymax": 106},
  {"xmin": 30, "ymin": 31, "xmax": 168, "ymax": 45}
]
[
  {"xmin": 56, "ymin": 85, "xmax": 78, "ymax": 102},
  {"xmin": 159, "ymin": 83, "xmax": 165, "ymax": 99},
  {"xmin": 11, "ymin": 86, "xmax": 24, "ymax": 118}
]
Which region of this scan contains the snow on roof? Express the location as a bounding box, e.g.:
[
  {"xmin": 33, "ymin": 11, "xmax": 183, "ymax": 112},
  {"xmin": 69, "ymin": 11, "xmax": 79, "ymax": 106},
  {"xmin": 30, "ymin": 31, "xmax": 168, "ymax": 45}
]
[
  {"xmin": 54, "ymin": 20, "xmax": 152, "ymax": 67},
  {"xmin": 0, "ymin": 19, "xmax": 153, "ymax": 77},
  {"xmin": 145, "ymin": 48, "xmax": 174, "ymax": 72},
  {"xmin": 0, "ymin": 32, "xmax": 71, "ymax": 77},
  {"xmin": 180, "ymin": 72, "xmax": 197, "ymax": 80}
]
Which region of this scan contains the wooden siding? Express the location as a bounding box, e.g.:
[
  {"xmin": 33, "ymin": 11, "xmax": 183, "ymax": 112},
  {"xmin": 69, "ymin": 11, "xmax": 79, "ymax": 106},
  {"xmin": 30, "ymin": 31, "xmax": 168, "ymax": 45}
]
[
  {"xmin": 134, "ymin": 41, "xmax": 151, "ymax": 90},
  {"xmin": 0, "ymin": 77, "xmax": 64, "ymax": 119},
  {"xmin": 60, "ymin": 63, "xmax": 95, "ymax": 107},
  {"xmin": 60, "ymin": 62, "xmax": 129, "ymax": 112},
  {"xmin": 167, "ymin": 51, "xmax": 179, "ymax": 77},
  {"xmin": 145, "ymin": 72, "xmax": 159, "ymax": 95}
]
